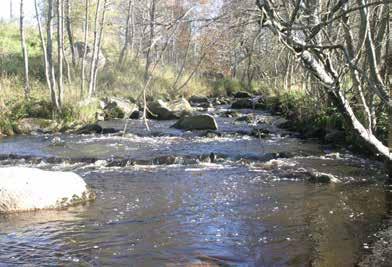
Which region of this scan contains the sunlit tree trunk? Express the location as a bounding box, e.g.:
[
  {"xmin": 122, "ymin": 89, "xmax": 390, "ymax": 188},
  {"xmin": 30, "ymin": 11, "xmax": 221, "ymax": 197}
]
[
  {"xmin": 144, "ymin": 0, "xmax": 156, "ymax": 82},
  {"xmin": 57, "ymin": 0, "xmax": 64, "ymax": 107},
  {"xmin": 80, "ymin": 0, "xmax": 89, "ymax": 98},
  {"xmin": 34, "ymin": 0, "xmax": 51, "ymax": 95},
  {"xmin": 19, "ymin": 0, "xmax": 30, "ymax": 99},
  {"xmin": 47, "ymin": 0, "xmax": 60, "ymax": 111},
  {"xmin": 88, "ymin": 0, "xmax": 101, "ymax": 98},
  {"xmin": 91, "ymin": 0, "xmax": 108, "ymax": 96}
]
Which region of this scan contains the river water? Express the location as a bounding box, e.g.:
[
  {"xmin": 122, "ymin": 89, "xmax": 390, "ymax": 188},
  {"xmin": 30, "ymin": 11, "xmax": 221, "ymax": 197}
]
[{"xmin": 0, "ymin": 107, "xmax": 390, "ymax": 266}]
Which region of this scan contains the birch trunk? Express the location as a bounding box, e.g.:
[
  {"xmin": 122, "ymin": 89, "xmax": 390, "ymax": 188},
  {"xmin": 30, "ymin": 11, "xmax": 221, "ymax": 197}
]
[
  {"xmin": 19, "ymin": 0, "xmax": 30, "ymax": 99},
  {"xmin": 57, "ymin": 0, "xmax": 64, "ymax": 107},
  {"xmin": 65, "ymin": 0, "xmax": 76, "ymax": 67},
  {"xmin": 119, "ymin": 0, "xmax": 133, "ymax": 65},
  {"xmin": 34, "ymin": 0, "xmax": 52, "ymax": 95},
  {"xmin": 88, "ymin": 0, "xmax": 101, "ymax": 98},
  {"xmin": 80, "ymin": 0, "xmax": 89, "ymax": 98},
  {"xmin": 47, "ymin": 0, "xmax": 60, "ymax": 111}
]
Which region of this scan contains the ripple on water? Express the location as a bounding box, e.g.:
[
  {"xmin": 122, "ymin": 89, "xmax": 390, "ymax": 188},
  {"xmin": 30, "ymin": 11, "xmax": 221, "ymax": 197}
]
[
  {"xmin": 0, "ymin": 107, "xmax": 390, "ymax": 265},
  {"xmin": 0, "ymin": 160, "xmax": 389, "ymax": 266}
]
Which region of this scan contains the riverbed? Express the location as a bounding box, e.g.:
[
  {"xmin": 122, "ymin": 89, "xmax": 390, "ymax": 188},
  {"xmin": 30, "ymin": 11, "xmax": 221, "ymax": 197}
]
[{"xmin": 0, "ymin": 106, "xmax": 390, "ymax": 266}]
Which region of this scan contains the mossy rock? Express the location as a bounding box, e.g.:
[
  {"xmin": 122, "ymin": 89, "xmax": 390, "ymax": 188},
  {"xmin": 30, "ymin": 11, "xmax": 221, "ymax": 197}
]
[
  {"xmin": 148, "ymin": 98, "xmax": 193, "ymax": 120},
  {"xmin": 172, "ymin": 114, "xmax": 218, "ymax": 131},
  {"xmin": 14, "ymin": 118, "xmax": 58, "ymax": 134}
]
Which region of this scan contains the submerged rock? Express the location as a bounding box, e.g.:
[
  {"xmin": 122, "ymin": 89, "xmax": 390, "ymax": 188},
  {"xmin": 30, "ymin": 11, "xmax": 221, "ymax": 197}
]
[
  {"xmin": 148, "ymin": 98, "xmax": 193, "ymax": 120},
  {"xmin": 0, "ymin": 167, "xmax": 95, "ymax": 213},
  {"xmin": 172, "ymin": 114, "xmax": 218, "ymax": 131}
]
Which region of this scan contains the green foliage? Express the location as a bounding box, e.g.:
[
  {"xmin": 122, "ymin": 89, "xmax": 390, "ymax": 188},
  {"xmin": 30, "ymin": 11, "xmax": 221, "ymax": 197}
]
[{"xmin": 0, "ymin": 23, "xmax": 44, "ymax": 79}]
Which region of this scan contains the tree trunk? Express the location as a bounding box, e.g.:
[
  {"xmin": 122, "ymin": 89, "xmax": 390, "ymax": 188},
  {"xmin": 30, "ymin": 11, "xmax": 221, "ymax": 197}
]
[
  {"xmin": 65, "ymin": 0, "xmax": 76, "ymax": 67},
  {"xmin": 88, "ymin": 0, "xmax": 101, "ymax": 98},
  {"xmin": 119, "ymin": 0, "xmax": 133, "ymax": 65},
  {"xmin": 144, "ymin": 0, "xmax": 156, "ymax": 82},
  {"xmin": 91, "ymin": 0, "xmax": 108, "ymax": 96},
  {"xmin": 19, "ymin": 0, "xmax": 30, "ymax": 99},
  {"xmin": 34, "ymin": 0, "xmax": 52, "ymax": 95},
  {"xmin": 47, "ymin": 0, "xmax": 60, "ymax": 111},
  {"xmin": 80, "ymin": 0, "xmax": 89, "ymax": 98},
  {"xmin": 57, "ymin": 0, "xmax": 64, "ymax": 107}
]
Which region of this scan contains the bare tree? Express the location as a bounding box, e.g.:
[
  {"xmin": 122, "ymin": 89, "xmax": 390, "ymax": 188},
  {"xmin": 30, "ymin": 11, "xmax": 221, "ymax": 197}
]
[
  {"xmin": 34, "ymin": 0, "xmax": 52, "ymax": 95},
  {"xmin": 256, "ymin": 0, "xmax": 392, "ymax": 176},
  {"xmin": 80, "ymin": 0, "xmax": 89, "ymax": 97},
  {"xmin": 119, "ymin": 0, "xmax": 134, "ymax": 65},
  {"xmin": 65, "ymin": 0, "xmax": 76, "ymax": 67},
  {"xmin": 19, "ymin": 0, "xmax": 30, "ymax": 98},
  {"xmin": 47, "ymin": 0, "xmax": 60, "ymax": 111},
  {"xmin": 144, "ymin": 0, "xmax": 157, "ymax": 82},
  {"xmin": 88, "ymin": 0, "xmax": 109, "ymax": 98},
  {"xmin": 57, "ymin": 0, "xmax": 64, "ymax": 107}
]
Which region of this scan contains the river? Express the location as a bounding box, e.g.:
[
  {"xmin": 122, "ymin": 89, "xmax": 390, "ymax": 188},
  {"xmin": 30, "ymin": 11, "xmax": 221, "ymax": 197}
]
[{"xmin": 0, "ymin": 106, "xmax": 390, "ymax": 266}]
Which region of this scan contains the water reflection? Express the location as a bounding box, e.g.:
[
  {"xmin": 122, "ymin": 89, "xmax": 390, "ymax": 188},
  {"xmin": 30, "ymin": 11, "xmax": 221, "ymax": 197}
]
[{"xmin": 0, "ymin": 162, "xmax": 388, "ymax": 266}]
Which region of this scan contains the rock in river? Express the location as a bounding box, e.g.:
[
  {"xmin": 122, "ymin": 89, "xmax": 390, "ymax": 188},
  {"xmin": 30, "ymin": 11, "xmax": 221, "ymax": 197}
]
[
  {"xmin": 15, "ymin": 118, "xmax": 58, "ymax": 134},
  {"xmin": 0, "ymin": 167, "xmax": 95, "ymax": 213},
  {"xmin": 231, "ymin": 98, "xmax": 254, "ymax": 109},
  {"xmin": 189, "ymin": 95, "xmax": 209, "ymax": 104},
  {"xmin": 75, "ymin": 123, "xmax": 118, "ymax": 135},
  {"xmin": 103, "ymin": 97, "xmax": 139, "ymax": 119},
  {"xmin": 148, "ymin": 98, "xmax": 193, "ymax": 120},
  {"xmin": 308, "ymin": 171, "xmax": 341, "ymax": 183},
  {"xmin": 172, "ymin": 114, "xmax": 218, "ymax": 131}
]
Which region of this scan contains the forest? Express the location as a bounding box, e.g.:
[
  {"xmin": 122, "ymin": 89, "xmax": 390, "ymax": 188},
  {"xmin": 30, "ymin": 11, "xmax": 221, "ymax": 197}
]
[{"xmin": 0, "ymin": 0, "xmax": 392, "ymax": 266}]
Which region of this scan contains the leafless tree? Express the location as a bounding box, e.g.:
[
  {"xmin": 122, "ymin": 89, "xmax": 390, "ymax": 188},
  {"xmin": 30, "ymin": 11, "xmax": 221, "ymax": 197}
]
[
  {"xmin": 19, "ymin": 0, "xmax": 30, "ymax": 98},
  {"xmin": 256, "ymin": 0, "xmax": 392, "ymax": 175}
]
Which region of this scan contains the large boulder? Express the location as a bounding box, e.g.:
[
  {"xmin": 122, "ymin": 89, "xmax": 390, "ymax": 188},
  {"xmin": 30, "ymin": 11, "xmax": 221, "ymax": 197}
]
[
  {"xmin": 0, "ymin": 167, "xmax": 95, "ymax": 213},
  {"xmin": 14, "ymin": 118, "xmax": 58, "ymax": 134},
  {"xmin": 103, "ymin": 97, "xmax": 139, "ymax": 119},
  {"xmin": 148, "ymin": 98, "xmax": 193, "ymax": 120},
  {"xmin": 189, "ymin": 95, "xmax": 210, "ymax": 107},
  {"xmin": 172, "ymin": 114, "xmax": 218, "ymax": 131}
]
